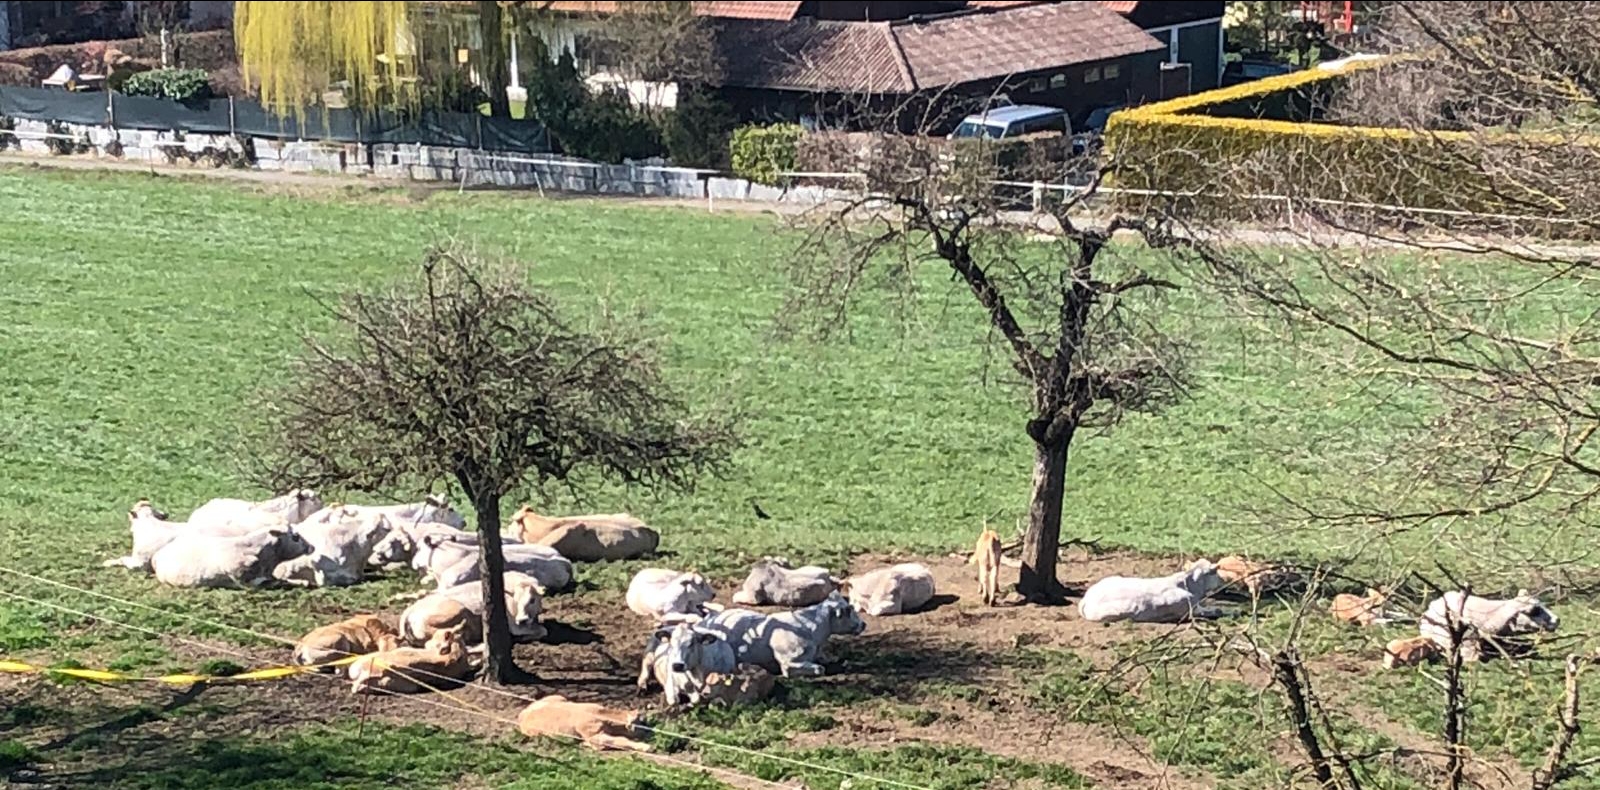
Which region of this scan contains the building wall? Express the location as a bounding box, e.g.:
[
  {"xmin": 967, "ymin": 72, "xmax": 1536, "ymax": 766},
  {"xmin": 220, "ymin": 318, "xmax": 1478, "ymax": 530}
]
[{"xmin": 1175, "ymin": 19, "xmax": 1222, "ymax": 90}]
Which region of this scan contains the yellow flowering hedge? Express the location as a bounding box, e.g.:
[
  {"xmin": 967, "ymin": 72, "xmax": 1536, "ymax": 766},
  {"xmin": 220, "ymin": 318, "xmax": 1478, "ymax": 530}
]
[{"xmin": 1101, "ymin": 54, "xmax": 1590, "ymax": 220}]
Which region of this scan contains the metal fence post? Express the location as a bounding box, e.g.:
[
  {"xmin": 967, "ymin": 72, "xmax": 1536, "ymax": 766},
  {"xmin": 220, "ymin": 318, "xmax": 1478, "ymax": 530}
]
[{"xmin": 228, "ymin": 97, "xmax": 236, "ymax": 136}]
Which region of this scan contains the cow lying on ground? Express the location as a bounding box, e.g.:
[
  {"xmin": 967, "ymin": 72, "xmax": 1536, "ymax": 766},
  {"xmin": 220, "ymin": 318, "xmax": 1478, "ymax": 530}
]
[
  {"xmin": 419, "ymin": 535, "xmax": 574, "ymax": 593},
  {"xmin": 1330, "ymin": 588, "xmax": 1390, "ymax": 626},
  {"xmin": 637, "ymin": 622, "xmax": 735, "ymax": 706},
  {"xmin": 105, "ymin": 500, "xmax": 180, "ymax": 571},
  {"xmin": 731, "ymin": 558, "xmax": 838, "ymax": 607},
  {"xmin": 626, "ymin": 568, "xmax": 716, "ymax": 620},
  {"xmin": 516, "ymin": 695, "xmax": 652, "ymax": 752},
  {"xmin": 508, "ymin": 506, "xmax": 659, "ymax": 562},
  {"xmin": 272, "ymin": 510, "xmax": 393, "ymax": 588},
  {"xmin": 970, "ymin": 528, "xmax": 1002, "ymax": 606},
  {"xmin": 293, "ymin": 614, "xmax": 399, "ymax": 668},
  {"xmin": 150, "ymin": 527, "xmax": 313, "ymax": 589},
  {"xmin": 1077, "ymin": 559, "xmax": 1227, "ymax": 624},
  {"xmin": 1419, "ymin": 589, "xmax": 1560, "ymax": 661},
  {"xmin": 348, "ymin": 627, "xmax": 473, "ymax": 694},
  {"xmin": 846, "ymin": 563, "xmax": 936, "ymax": 616},
  {"xmin": 186, "ymin": 489, "xmax": 323, "ymax": 531},
  {"xmin": 1215, "ymin": 555, "xmax": 1299, "ymax": 598},
  {"xmin": 400, "ymin": 571, "xmax": 548, "ymax": 645},
  {"xmin": 371, "ymin": 520, "xmax": 482, "ymax": 570},
  {"xmin": 305, "ymin": 495, "xmax": 466, "ymax": 531},
  {"xmin": 699, "ymin": 667, "xmax": 778, "ymax": 707},
  {"xmin": 699, "ymin": 592, "xmax": 866, "ymax": 677},
  {"xmin": 1383, "ymin": 635, "xmax": 1441, "ymax": 669}
]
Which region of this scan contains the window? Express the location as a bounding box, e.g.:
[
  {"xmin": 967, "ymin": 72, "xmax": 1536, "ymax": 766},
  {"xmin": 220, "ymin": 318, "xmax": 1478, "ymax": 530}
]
[
  {"xmin": 1027, "ymin": 77, "xmax": 1047, "ymax": 93},
  {"xmin": 1084, "ymin": 66, "xmax": 1101, "ymax": 83},
  {"xmin": 1049, "ymin": 74, "xmax": 1067, "ymax": 89},
  {"xmin": 1104, "ymin": 63, "xmax": 1121, "ymax": 80}
]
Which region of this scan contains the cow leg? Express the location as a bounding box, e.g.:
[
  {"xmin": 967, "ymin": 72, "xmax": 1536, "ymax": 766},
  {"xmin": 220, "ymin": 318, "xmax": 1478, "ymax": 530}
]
[
  {"xmin": 1191, "ymin": 606, "xmax": 1226, "ymax": 620},
  {"xmin": 780, "ymin": 661, "xmax": 826, "ymax": 678},
  {"xmin": 586, "ymin": 733, "xmax": 654, "ymax": 753}
]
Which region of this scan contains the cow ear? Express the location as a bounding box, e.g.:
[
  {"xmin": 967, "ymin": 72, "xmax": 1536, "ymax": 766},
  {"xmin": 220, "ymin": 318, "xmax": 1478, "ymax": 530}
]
[
  {"xmin": 427, "ymin": 493, "xmax": 447, "ymax": 508},
  {"xmin": 653, "ymin": 628, "xmax": 673, "ymax": 641},
  {"xmin": 1517, "ymin": 588, "xmax": 1530, "ymax": 598},
  {"xmin": 697, "ymin": 632, "xmax": 718, "ymax": 645}
]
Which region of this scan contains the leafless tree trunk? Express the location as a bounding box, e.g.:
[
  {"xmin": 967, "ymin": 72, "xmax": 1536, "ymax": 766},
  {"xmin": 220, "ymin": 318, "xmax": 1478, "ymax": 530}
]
[
  {"xmin": 1533, "ymin": 655, "xmax": 1586, "ymax": 790},
  {"xmin": 465, "ymin": 489, "xmax": 526, "ymax": 684},
  {"xmin": 1021, "ymin": 437, "xmax": 1068, "ymax": 597}
]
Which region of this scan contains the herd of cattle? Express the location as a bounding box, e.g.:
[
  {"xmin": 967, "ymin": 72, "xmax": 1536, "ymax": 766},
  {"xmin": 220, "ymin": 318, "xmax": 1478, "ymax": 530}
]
[{"xmin": 100, "ymin": 490, "xmax": 1566, "ymax": 750}]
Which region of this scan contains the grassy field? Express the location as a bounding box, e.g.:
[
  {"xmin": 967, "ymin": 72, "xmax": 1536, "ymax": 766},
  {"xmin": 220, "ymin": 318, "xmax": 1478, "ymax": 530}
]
[{"xmin": 1, "ymin": 165, "xmax": 1597, "ymax": 789}]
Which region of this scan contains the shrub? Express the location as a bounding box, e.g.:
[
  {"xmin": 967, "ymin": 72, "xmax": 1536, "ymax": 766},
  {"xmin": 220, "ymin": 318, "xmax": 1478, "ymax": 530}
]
[
  {"xmin": 730, "ymin": 123, "xmax": 803, "ymax": 185},
  {"xmin": 524, "ymin": 43, "xmax": 662, "ymax": 163},
  {"xmin": 661, "ymin": 87, "xmax": 735, "ymax": 169},
  {"xmin": 0, "ymin": 62, "xmax": 30, "ymax": 87},
  {"xmin": 121, "ymin": 68, "xmax": 211, "ymax": 103}
]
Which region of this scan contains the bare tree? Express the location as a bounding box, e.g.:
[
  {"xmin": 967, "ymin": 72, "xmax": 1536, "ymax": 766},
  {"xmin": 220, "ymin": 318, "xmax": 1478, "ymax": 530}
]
[
  {"xmin": 254, "ymin": 245, "xmax": 738, "ymax": 683},
  {"xmin": 585, "ymin": 1, "xmax": 720, "ymax": 92},
  {"xmin": 784, "ymin": 122, "xmax": 1190, "ymax": 602}
]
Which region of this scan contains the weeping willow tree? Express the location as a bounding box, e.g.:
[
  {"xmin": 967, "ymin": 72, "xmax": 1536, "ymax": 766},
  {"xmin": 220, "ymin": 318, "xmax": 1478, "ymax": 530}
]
[{"xmin": 234, "ymin": 1, "xmax": 417, "ymax": 118}]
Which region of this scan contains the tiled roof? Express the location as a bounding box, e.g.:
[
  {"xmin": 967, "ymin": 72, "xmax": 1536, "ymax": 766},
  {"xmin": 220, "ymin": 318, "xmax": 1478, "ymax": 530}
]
[
  {"xmin": 540, "ymin": 1, "xmax": 805, "ymax": 19},
  {"xmin": 716, "ymin": 18, "xmax": 913, "ymax": 93},
  {"xmin": 716, "ymin": 1, "xmax": 1160, "ymax": 93},
  {"xmin": 893, "ymin": 2, "xmax": 1162, "ymax": 88},
  {"xmin": 1099, "ymin": 1, "xmax": 1139, "ymax": 13}
]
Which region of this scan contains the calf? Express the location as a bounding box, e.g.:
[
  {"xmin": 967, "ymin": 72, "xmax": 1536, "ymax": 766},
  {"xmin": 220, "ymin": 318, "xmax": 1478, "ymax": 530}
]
[
  {"xmin": 531, "ymin": 522, "xmax": 659, "ymax": 562},
  {"xmin": 1419, "ymin": 589, "xmax": 1560, "ymax": 661},
  {"xmin": 699, "ymin": 592, "xmax": 866, "ymax": 677},
  {"xmin": 516, "ymin": 695, "xmax": 652, "ymax": 752},
  {"xmin": 846, "ymin": 563, "xmax": 936, "ymax": 616},
  {"xmin": 626, "ymin": 568, "xmax": 716, "ymax": 620},
  {"xmin": 186, "ymin": 489, "xmax": 323, "ymax": 531},
  {"xmin": 400, "ymin": 571, "xmax": 547, "ymax": 645},
  {"xmin": 637, "ymin": 623, "xmax": 736, "ymax": 706},
  {"xmin": 1383, "ymin": 635, "xmax": 1442, "ymax": 669},
  {"xmin": 699, "ymin": 667, "xmax": 778, "ymax": 707},
  {"xmin": 348, "ymin": 627, "xmax": 473, "ymax": 694},
  {"xmin": 1077, "ymin": 560, "xmax": 1226, "ymax": 624},
  {"xmin": 1215, "ymin": 555, "xmax": 1297, "ymax": 597},
  {"xmin": 150, "ymin": 528, "xmax": 313, "ymax": 589},
  {"xmin": 1330, "ymin": 588, "xmax": 1389, "ymax": 626},
  {"xmin": 969, "ymin": 528, "xmax": 1002, "ymax": 606},
  {"xmin": 293, "ymin": 614, "xmax": 399, "ymax": 668},
  {"xmin": 272, "ymin": 510, "xmax": 393, "ymax": 588},
  {"xmin": 731, "ymin": 558, "xmax": 838, "ymax": 607}
]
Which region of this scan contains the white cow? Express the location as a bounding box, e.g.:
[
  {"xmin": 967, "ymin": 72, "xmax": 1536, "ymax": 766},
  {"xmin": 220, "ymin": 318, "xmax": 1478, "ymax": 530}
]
[
  {"xmin": 699, "ymin": 592, "xmax": 866, "ymax": 677},
  {"xmin": 1419, "ymin": 590, "xmax": 1560, "ymax": 661},
  {"xmin": 271, "ymin": 510, "xmax": 394, "ymax": 588},
  {"xmin": 304, "ymin": 495, "xmax": 466, "ymax": 531},
  {"xmin": 400, "ymin": 572, "xmax": 548, "ymax": 645},
  {"xmin": 186, "ymin": 489, "xmax": 323, "ymax": 531},
  {"xmin": 731, "ymin": 558, "xmax": 838, "ymax": 607},
  {"xmin": 423, "ymin": 537, "xmax": 574, "ymax": 593},
  {"xmin": 150, "ymin": 527, "xmax": 313, "ymax": 588},
  {"xmin": 846, "ymin": 563, "xmax": 936, "ymax": 616},
  {"xmin": 637, "ymin": 622, "xmax": 736, "ymax": 707},
  {"xmin": 369, "ymin": 521, "xmax": 489, "ymax": 570},
  {"xmin": 1077, "ymin": 560, "xmax": 1227, "ymax": 624},
  {"xmin": 104, "ymin": 501, "xmax": 180, "ymax": 571},
  {"xmin": 626, "ymin": 568, "xmax": 716, "ymax": 620}
]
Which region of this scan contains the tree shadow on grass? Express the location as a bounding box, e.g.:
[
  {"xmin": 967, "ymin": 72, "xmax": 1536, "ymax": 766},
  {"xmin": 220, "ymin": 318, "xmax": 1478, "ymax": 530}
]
[{"xmin": 813, "ymin": 629, "xmax": 1001, "ymax": 704}]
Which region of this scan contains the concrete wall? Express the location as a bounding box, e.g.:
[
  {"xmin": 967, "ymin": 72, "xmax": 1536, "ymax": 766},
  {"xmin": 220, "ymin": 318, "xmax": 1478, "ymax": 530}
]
[{"xmin": 1, "ymin": 118, "xmax": 849, "ymax": 206}]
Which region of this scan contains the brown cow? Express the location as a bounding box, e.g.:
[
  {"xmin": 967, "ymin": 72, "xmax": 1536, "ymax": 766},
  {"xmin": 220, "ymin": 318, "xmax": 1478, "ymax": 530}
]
[
  {"xmin": 1330, "ymin": 588, "xmax": 1389, "ymax": 626},
  {"xmin": 1383, "ymin": 636, "xmax": 1442, "ymax": 669},
  {"xmin": 516, "ymin": 695, "xmax": 652, "ymax": 752},
  {"xmin": 348, "ymin": 627, "xmax": 472, "ymax": 694},
  {"xmin": 293, "ymin": 614, "xmax": 399, "ymax": 669}
]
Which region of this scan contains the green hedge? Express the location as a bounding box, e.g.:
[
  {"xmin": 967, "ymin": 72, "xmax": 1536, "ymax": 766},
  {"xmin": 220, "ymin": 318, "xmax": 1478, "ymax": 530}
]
[
  {"xmin": 121, "ymin": 68, "xmax": 211, "ymax": 103},
  {"xmin": 730, "ymin": 123, "xmax": 803, "ymax": 186}
]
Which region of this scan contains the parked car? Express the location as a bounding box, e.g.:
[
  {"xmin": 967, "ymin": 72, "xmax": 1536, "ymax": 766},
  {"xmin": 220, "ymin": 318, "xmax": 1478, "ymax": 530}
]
[
  {"xmin": 1221, "ymin": 59, "xmax": 1295, "ymax": 87},
  {"xmin": 948, "ymin": 104, "xmax": 1072, "ymax": 141},
  {"xmin": 1072, "ymin": 103, "xmax": 1125, "ymax": 156}
]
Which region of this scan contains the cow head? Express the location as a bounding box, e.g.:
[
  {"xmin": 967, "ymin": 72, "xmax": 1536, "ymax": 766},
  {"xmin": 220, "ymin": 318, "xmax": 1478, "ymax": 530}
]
[
  {"xmin": 1508, "ymin": 589, "xmax": 1560, "ymax": 633},
  {"xmin": 510, "ymin": 581, "xmax": 547, "ymax": 640},
  {"xmin": 428, "ymin": 627, "xmax": 462, "ymax": 656},
  {"xmin": 286, "ymin": 489, "xmax": 325, "ymax": 523},
  {"xmin": 822, "ymin": 593, "xmax": 867, "ymax": 636},
  {"xmin": 1183, "ymin": 559, "xmax": 1225, "ymax": 596},
  {"xmin": 129, "ymin": 499, "xmax": 168, "ymax": 520},
  {"xmin": 370, "ymin": 529, "xmax": 416, "ymax": 567},
  {"xmin": 268, "ymin": 528, "xmax": 314, "ymax": 561},
  {"xmin": 421, "ymin": 495, "xmax": 467, "ymax": 529}
]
